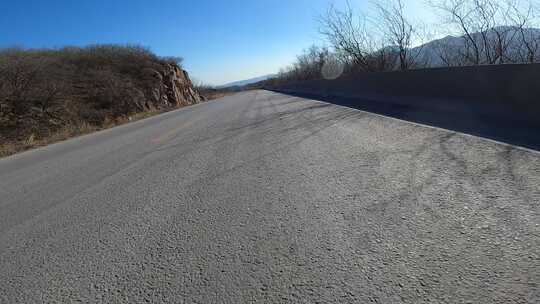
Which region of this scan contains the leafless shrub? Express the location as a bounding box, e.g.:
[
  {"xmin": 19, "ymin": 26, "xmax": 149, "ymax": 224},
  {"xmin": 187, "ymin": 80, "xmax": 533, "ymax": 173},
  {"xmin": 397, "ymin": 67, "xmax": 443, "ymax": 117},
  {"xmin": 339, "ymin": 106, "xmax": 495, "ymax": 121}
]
[
  {"xmin": 0, "ymin": 44, "xmax": 183, "ymax": 153},
  {"xmin": 272, "ymin": 0, "xmax": 540, "ymax": 85},
  {"xmin": 161, "ymin": 56, "xmax": 184, "ymax": 67},
  {"xmin": 374, "ymin": 0, "xmax": 421, "ymax": 70},
  {"xmin": 505, "ymin": 0, "xmax": 540, "ymax": 62},
  {"xmin": 430, "ymin": 0, "xmax": 540, "ymax": 65},
  {"xmin": 318, "ymin": 3, "xmax": 378, "ymax": 71},
  {"xmin": 272, "ymin": 46, "xmax": 332, "ymax": 82},
  {"xmin": 316, "ymin": 0, "xmax": 431, "ymax": 72}
]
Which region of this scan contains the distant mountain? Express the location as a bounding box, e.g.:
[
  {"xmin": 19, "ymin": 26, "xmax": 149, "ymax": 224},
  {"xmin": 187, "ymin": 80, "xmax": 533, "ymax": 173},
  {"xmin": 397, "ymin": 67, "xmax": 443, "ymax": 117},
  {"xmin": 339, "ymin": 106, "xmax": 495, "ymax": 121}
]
[
  {"xmin": 218, "ymin": 74, "xmax": 276, "ymax": 89},
  {"xmin": 412, "ymin": 26, "xmax": 540, "ymax": 67}
]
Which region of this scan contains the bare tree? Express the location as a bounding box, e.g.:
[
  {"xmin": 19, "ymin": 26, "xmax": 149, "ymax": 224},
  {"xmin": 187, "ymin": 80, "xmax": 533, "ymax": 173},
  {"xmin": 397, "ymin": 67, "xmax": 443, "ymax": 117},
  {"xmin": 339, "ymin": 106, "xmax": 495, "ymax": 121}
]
[
  {"xmin": 318, "ymin": 2, "xmax": 382, "ymax": 71},
  {"xmin": 506, "ymin": 0, "xmax": 540, "ymax": 62},
  {"xmin": 280, "ymin": 0, "xmax": 540, "ymax": 85},
  {"xmin": 433, "ymin": 37, "xmax": 469, "ymax": 66},
  {"xmin": 272, "ymin": 45, "xmax": 333, "ymax": 82},
  {"xmin": 366, "ymin": 43, "xmax": 398, "ymax": 71},
  {"xmin": 430, "ymin": 0, "xmax": 540, "ymax": 65},
  {"xmin": 295, "ymin": 45, "xmax": 331, "ymax": 80},
  {"xmin": 374, "ymin": 0, "xmax": 419, "ymax": 70},
  {"xmin": 431, "ymin": 0, "xmax": 484, "ymax": 64}
]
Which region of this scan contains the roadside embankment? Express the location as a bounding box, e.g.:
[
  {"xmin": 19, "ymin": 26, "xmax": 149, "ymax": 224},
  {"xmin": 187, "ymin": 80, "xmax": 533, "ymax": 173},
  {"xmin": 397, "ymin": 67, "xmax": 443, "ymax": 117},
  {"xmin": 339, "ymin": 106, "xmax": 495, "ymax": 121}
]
[{"xmin": 0, "ymin": 45, "xmax": 205, "ymax": 157}]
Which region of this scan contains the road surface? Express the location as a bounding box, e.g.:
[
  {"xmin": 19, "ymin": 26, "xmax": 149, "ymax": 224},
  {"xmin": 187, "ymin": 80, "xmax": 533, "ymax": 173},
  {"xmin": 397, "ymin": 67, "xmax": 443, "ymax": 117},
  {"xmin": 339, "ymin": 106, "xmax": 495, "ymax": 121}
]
[{"xmin": 1, "ymin": 90, "xmax": 538, "ymax": 303}]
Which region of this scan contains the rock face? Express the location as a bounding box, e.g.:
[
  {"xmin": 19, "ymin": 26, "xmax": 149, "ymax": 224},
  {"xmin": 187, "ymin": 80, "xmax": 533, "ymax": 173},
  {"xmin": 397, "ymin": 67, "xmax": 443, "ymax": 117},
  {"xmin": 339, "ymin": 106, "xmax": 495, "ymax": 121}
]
[{"xmin": 146, "ymin": 63, "xmax": 205, "ymax": 109}]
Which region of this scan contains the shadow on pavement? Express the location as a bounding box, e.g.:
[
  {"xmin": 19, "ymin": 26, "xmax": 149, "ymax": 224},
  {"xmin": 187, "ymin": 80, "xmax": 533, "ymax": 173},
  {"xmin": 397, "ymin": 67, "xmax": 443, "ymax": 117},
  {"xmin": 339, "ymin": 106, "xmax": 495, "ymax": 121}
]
[{"xmin": 269, "ymin": 90, "xmax": 540, "ymax": 151}]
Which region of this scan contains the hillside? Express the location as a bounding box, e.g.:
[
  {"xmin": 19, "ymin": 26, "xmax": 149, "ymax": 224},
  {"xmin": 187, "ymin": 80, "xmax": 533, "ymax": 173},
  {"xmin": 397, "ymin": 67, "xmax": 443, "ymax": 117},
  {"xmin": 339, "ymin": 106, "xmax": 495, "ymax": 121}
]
[
  {"xmin": 413, "ymin": 27, "xmax": 540, "ymax": 67},
  {"xmin": 0, "ymin": 45, "xmax": 204, "ymax": 157}
]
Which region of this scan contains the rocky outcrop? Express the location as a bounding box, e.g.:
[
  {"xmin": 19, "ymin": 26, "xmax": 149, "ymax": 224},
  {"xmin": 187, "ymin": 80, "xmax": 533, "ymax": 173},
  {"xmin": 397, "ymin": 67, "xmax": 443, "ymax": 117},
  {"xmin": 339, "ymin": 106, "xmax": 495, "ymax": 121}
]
[
  {"xmin": 0, "ymin": 46, "xmax": 206, "ymax": 154},
  {"xmin": 145, "ymin": 63, "xmax": 205, "ymax": 109}
]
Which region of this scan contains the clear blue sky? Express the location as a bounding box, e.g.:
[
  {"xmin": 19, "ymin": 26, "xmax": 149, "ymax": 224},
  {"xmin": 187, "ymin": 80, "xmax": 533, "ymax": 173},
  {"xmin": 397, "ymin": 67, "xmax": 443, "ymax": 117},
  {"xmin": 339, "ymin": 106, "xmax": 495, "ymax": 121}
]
[{"xmin": 0, "ymin": 0, "xmax": 435, "ymax": 85}]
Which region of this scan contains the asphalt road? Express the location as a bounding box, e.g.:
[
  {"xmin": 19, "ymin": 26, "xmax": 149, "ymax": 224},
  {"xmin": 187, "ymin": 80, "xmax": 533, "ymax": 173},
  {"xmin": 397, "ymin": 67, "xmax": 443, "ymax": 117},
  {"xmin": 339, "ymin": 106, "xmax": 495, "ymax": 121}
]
[{"xmin": 0, "ymin": 90, "xmax": 538, "ymax": 303}]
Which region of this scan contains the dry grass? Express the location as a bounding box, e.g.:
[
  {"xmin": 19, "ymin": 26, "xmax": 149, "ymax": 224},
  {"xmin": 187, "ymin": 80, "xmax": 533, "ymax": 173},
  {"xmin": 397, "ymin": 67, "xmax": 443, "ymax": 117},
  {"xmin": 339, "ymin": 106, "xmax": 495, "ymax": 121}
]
[
  {"xmin": 196, "ymin": 85, "xmax": 237, "ymax": 101},
  {"xmin": 0, "ymin": 109, "xmax": 165, "ymax": 158},
  {"xmin": 203, "ymin": 91, "xmax": 236, "ymax": 100},
  {"xmin": 0, "ymin": 45, "xmax": 200, "ymax": 159}
]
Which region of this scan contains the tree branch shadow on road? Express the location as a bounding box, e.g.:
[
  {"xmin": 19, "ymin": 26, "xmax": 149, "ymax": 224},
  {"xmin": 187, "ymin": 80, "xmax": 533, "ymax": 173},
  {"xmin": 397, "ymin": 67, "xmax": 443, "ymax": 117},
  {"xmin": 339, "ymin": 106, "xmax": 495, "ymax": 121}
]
[{"xmin": 268, "ymin": 90, "xmax": 540, "ymax": 151}]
